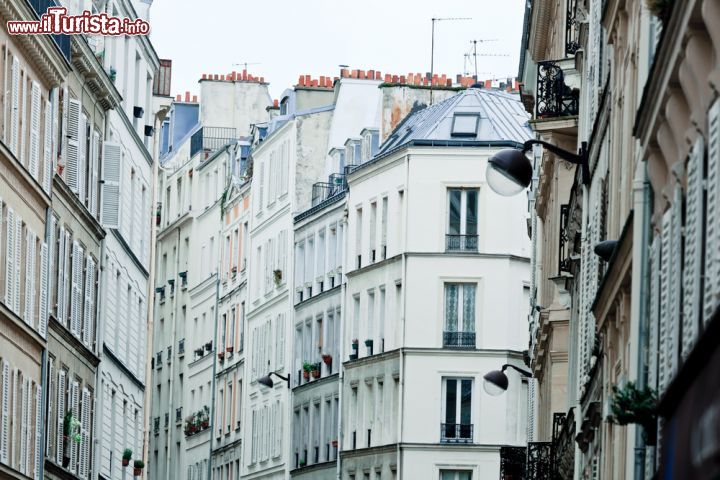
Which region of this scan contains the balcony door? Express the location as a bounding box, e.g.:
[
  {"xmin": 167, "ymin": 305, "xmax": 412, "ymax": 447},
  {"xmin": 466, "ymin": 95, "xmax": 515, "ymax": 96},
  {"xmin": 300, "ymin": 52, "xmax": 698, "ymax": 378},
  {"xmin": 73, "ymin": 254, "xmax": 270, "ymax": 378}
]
[
  {"xmin": 444, "ymin": 283, "xmax": 476, "ymax": 348},
  {"xmin": 440, "ymin": 471, "xmax": 472, "ymax": 480},
  {"xmin": 442, "ymin": 378, "xmax": 473, "ymax": 443},
  {"xmin": 447, "ymin": 188, "xmax": 478, "ymax": 251}
]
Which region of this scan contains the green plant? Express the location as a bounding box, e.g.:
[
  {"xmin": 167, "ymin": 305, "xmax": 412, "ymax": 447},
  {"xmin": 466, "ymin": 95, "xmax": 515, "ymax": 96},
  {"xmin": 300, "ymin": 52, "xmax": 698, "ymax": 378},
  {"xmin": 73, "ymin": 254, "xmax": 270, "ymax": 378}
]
[
  {"xmin": 302, "ymin": 362, "xmax": 314, "ymax": 372},
  {"xmin": 63, "ymin": 410, "xmax": 73, "ymax": 436},
  {"xmin": 123, "ymin": 449, "xmax": 133, "ymax": 460},
  {"xmin": 134, "ymin": 459, "xmax": 145, "ymax": 469},
  {"xmin": 608, "ymin": 382, "xmax": 657, "ymax": 444}
]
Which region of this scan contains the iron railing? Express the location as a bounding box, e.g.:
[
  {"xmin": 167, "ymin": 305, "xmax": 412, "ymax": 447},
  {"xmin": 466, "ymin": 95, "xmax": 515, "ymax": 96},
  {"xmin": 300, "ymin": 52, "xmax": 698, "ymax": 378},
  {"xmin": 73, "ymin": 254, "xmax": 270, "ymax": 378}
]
[
  {"xmin": 311, "ymin": 173, "xmax": 347, "ymax": 206},
  {"xmin": 559, "ymin": 204, "xmax": 571, "ymax": 273},
  {"xmin": 553, "ymin": 411, "xmax": 574, "ymax": 479},
  {"xmin": 446, "ymin": 234, "xmax": 478, "ymax": 252},
  {"xmin": 440, "ymin": 423, "xmax": 473, "ymax": 443},
  {"xmin": 565, "ymin": 0, "xmax": 580, "ymax": 56},
  {"xmin": 153, "ymin": 417, "xmax": 160, "ymax": 435},
  {"xmin": 526, "ymin": 442, "xmax": 553, "ymax": 480},
  {"xmin": 190, "ymin": 127, "xmax": 237, "ymax": 158},
  {"xmin": 178, "ymin": 338, "xmax": 185, "ymax": 355},
  {"xmin": 500, "ymin": 446, "xmax": 527, "ymax": 480},
  {"xmin": 443, "ymin": 331, "xmax": 476, "ymax": 349},
  {"xmin": 536, "ymin": 61, "xmax": 579, "ymax": 118},
  {"xmin": 27, "ymin": 0, "xmax": 71, "ymax": 61}
]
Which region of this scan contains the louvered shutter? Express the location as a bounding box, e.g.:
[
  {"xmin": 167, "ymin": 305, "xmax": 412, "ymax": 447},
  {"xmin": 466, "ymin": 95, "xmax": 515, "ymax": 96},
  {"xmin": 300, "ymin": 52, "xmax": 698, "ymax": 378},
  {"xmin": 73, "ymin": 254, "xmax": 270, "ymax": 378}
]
[
  {"xmin": 65, "ymin": 99, "xmax": 81, "ymax": 193},
  {"xmin": 9, "ymin": 57, "xmax": 19, "ymax": 155},
  {"xmin": 705, "ymin": 99, "xmax": 720, "ymax": 325},
  {"xmin": 78, "ymin": 115, "xmax": 87, "ymax": 202},
  {"xmin": 70, "ymin": 242, "xmax": 83, "ymax": 337},
  {"xmin": 100, "ymin": 142, "xmax": 121, "ymax": 229},
  {"xmin": 29, "ymin": 82, "xmax": 41, "ymax": 179},
  {"xmin": 19, "ymin": 377, "xmax": 26, "ymax": 474},
  {"xmin": 90, "ymin": 132, "xmax": 100, "ymax": 217},
  {"xmin": 38, "ymin": 243, "xmax": 48, "ymax": 337},
  {"xmin": 251, "ymin": 328, "xmax": 257, "ymax": 380},
  {"xmin": 14, "ymin": 215, "xmax": 22, "ymax": 314},
  {"xmin": 24, "ymin": 232, "xmax": 36, "ymax": 326},
  {"xmin": 5, "ymin": 208, "xmax": 15, "ymax": 311},
  {"xmin": 11, "ymin": 370, "xmax": 17, "ymax": 464},
  {"xmin": 69, "ymin": 381, "xmax": 79, "ymax": 473},
  {"xmin": 79, "ymin": 388, "xmax": 89, "ymax": 479},
  {"xmin": 82, "ymin": 257, "xmax": 95, "ymax": 348},
  {"xmin": 648, "ymin": 237, "xmax": 660, "ymax": 392},
  {"xmin": 682, "ymin": 137, "xmax": 704, "ymax": 361},
  {"xmin": 56, "ymin": 370, "xmax": 65, "ymax": 465},
  {"xmin": 56, "ymin": 226, "xmax": 66, "ymax": 321},
  {"xmin": 658, "ymin": 209, "xmax": 672, "ymax": 394},
  {"xmin": 33, "ymin": 384, "xmax": 41, "ymax": 480},
  {"xmin": 46, "ymin": 358, "xmax": 53, "ymax": 453},
  {"xmin": 277, "ymin": 314, "xmax": 285, "ymax": 370},
  {"xmin": 60, "ymin": 86, "xmax": 68, "ymax": 169},
  {"xmin": 133, "ymin": 176, "xmax": 141, "ymax": 252},
  {"xmin": 0, "ymin": 361, "xmax": 9, "ymax": 463},
  {"xmin": 43, "ymin": 100, "xmax": 53, "ymax": 194},
  {"xmin": 20, "ymin": 70, "xmax": 27, "ymax": 165},
  {"xmin": 668, "ymin": 188, "xmax": 682, "ymax": 380}
]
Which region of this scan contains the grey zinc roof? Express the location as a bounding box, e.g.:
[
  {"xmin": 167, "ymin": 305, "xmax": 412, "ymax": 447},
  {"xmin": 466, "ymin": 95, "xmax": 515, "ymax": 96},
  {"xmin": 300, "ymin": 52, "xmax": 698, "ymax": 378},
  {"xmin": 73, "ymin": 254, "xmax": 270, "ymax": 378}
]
[{"xmin": 377, "ymin": 88, "xmax": 532, "ymax": 155}]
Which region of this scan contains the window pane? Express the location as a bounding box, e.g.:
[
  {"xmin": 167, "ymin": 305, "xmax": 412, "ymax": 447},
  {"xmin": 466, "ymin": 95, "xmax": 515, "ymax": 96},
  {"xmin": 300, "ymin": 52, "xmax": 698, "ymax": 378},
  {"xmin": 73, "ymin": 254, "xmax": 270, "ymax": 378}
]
[
  {"xmin": 462, "ymin": 284, "xmax": 476, "ymax": 332},
  {"xmin": 445, "ymin": 379, "xmax": 457, "ymax": 423},
  {"xmin": 448, "ymin": 190, "xmax": 461, "ymax": 235},
  {"xmin": 445, "ymin": 284, "xmax": 459, "ymax": 331},
  {"xmin": 465, "ymin": 190, "xmax": 478, "ymax": 235},
  {"xmin": 460, "ymin": 380, "xmax": 472, "ymax": 425}
]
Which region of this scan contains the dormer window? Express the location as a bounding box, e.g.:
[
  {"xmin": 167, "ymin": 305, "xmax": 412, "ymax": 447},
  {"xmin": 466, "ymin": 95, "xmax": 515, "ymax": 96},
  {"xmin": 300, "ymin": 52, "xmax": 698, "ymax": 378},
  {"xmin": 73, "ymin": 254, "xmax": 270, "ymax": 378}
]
[
  {"xmin": 451, "ymin": 113, "xmax": 480, "ymax": 137},
  {"xmin": 280, "ymin": 97, "xmax": 289, "ymax": 115},
  {"xmin": 361, "ymin": 129, "xmax": 380, "ymax": 162}
]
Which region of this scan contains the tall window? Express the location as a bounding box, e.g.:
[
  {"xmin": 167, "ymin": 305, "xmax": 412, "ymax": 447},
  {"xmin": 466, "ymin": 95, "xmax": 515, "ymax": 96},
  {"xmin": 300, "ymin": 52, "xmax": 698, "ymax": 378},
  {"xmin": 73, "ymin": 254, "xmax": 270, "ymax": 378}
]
[
  {"xmin": 444, "ymin": 284, "xmax": 476, "ymax": 348},
  {"xmin": 447, "ymin": 188, "xmax": 478, "ymax": 251},
  {"xmin": 442, "ymin": 378, "xmax": 473, "ymax": 443},
  {"xmin": 440, "ymin": 471, "xmax": 472, "ymax": 480}
]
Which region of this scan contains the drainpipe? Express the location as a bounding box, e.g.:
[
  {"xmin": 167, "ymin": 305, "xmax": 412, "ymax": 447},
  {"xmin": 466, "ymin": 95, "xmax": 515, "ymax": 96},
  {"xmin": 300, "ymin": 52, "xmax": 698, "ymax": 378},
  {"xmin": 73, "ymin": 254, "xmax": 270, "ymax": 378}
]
[
  {"xmin": 38, "ymin": 205, "xmax": 52, "ymax": 480},
  {"xmin": 396, "ymin": 152, "xmax": 410, "ymax": 478},
  {"xmin": 207, "ymin": 271, "xmax": 221, "ymax": 480},
  {"xmin": 163, "ymin": 227, "xmax": 181, "ymax": 480}
]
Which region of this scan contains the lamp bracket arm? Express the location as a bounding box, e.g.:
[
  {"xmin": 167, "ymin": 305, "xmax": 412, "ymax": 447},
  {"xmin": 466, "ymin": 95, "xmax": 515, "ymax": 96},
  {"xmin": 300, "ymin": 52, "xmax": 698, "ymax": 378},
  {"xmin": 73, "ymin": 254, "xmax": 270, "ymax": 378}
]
[
  {"xmin": 502, "ymin": 364, "xmax": 533, "ymax": 378},
  {"xmin": 522, "ymin": 139, "xmax": 590, "ymax": 185}
]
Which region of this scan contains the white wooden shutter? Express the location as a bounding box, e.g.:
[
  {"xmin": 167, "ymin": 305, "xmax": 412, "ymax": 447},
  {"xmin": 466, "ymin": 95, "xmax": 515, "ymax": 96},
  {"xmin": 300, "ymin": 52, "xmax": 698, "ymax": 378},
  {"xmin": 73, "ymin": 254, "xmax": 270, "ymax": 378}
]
[
  {"xmin": 0, "ymin": 361, "xmax": 9, "ymax": 463},
  {"xmin": 23, "ymin": 232, "xmax": 36, "ymax": 326},
  {"xmin": 65, "ymin": 99, "xmax": 81, "ymax": 193},
  {"xmin": 33, "ymin": 384, "xmax": 41, "ymax": 480},
  {"xmin": 276, "ymin": 314, "xmax": 285, "ymax": 370},
  {"xmin": 28, "ymin": 82, "xmax": 41, "ymax": 180},
  {"xmin": 682, "ymin": 137, "xmax": 704, "ymax": 361},
  {"xmin": 78, "ymin": 115, "xmax": 87, "ymax": 203},
  {"xmin": 4, "ymin": 208, "xmax": 16, "ymax": 311},
  {"xmin": 56, "ymin": 226, "xmax": 66, "ymax": 321},
  {"xmin": 100, "ymin": 142, "xmax": 121, "ymax": 229},
  {"xmin": 90, "ymin": 131, "xmax": 100, "ymax": 216},
  {"xmin": 69, "ymin": 381, "xmax": 79, "ymax": 473},
  {"xmin": 79, "ymin": 388, "xmax": 89, "ymax": 479},
  {"xmin": 669, "ymin": 188, "xmax": 682, "ymax": 378},
  {"xmin": 56, "ymin": 370, "xmax": 65, "ymax": 465},
  {"xmin": 45, "ymin": 358, "xmax": 53, "ymax": 453},
  {"xmin": 14, "ymin": 215, "xmax": 22, "ymax": 314},
  {"xmin": 19, "ymin": 70, "xmax": 27, "ymax": 166},
  {"xmin": 69, "ymin": 242, "xmax": 83, "ymax": 337},
  {"xmin": 38, "ymin": 243, "xmax": 48, "ymax": 338},
  {"xmin": 705, "ymin": 99, "xmax": 720, "ymax": 326},
  {"xmin": 43, "ymin": 100, "xmax": 53, "ymax": 194},
  {"xmin": 60, "ymin": 86, "xmax": 68, "ymax": 170},
  {"xmin": 9, "ymin": 57, "xmax": 19, "ymax": 155},
  {"xmin": 82, "ymin": 257, "xmax": 95, "ymax": 348},
  {"xmin": 19, "ymin": 377, "xmax": 26, "ymax": 474},
  {"xmin": 10, "ymin": 369, "xmax": 17, "ymax": 464},
  {"xmin": 648, "ymin": 237, "xmax": 660, "ymax": 392}
]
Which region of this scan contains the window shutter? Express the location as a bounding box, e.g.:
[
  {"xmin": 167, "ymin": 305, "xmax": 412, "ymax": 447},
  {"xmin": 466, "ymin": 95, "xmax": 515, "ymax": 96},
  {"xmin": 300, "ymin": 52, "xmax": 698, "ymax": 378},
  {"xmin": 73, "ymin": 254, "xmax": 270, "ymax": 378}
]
[
  {"xmin": 647, "ymin": 237, "xmax": 660, "ymax": 392},
  {"xmin": 133, "ymin": 175, "xmax": 141, "ymax": 251},
  {"xmin": 705, "ymin": 99, "xmax": 720, "ymax": 326},
  {"xmin": 65, "ymin": 99, "xmax": 81, "ymax": 193},
  {"xmin": 682, "ymin": 136, "xmax": 704, "ymax": 361},
  {"xmin": 100, "ymin": 142, "xmax": 121, "ymax": 229},
  {"xmin": 45, "ymin": 358, "xmax": 53, "ymax": 453},
  {"xmin": 77, "ymin": 114, "xmax": 87, "ymax": 202},
  {"xmin": 39, "ymin": 242, "xmax": 48, "ymax": 338},
  {"xmin": 90, "ymin": 132, "xmax": 100, "ymax": 217},
  {"xmin": 1, "ymin": 361, "xmax": 9, "ymax": 463},
  {"xmin": 29, "ymin": 82, "xmax": 41, "ymax": 180},
  {"xmin": 69, "ymin": 242, "xmax": 82, "ymax": 337},
  {"xmin": 658, "ymin": 208, "xmax": 673, "ymax": 394},
  {"xmin": 43, "ymin": 100, "xmax": 53, "ymax": 194},
  {"xmin": 5, "ymin": 208, "xmax": 16, "ymax": 311},
  {"xmin": 668, "ymin": 188, "xmax": 682, "ymax": 379},
  {"xmin": 11, "ymin": 369, "xmax": 17, "ymax": 464},
  {"xmin": 14, "ymin": 215, "xmax": 22, "ymax": 314},
  {"xmin": 277, "ymin": 314, "xmax": 285, "ymax": 370},
  {"xmin": 24, "ymin": 232, "xmax": 36, "ymax": 326},
  {"xmin": 79, "ymin": 388, "xmax": 89, "ymax": 479},
  {"xmin": 10, "ymin": 57, "xmax": 19, "ymax": 155},
  {"xmin": 56, "ymin": 370, "xmax": 65, "ymax": 465},
  {"xmin": 82, "ymin": 257, "xmax": 95, "ymax": 348},
  {"xmin": 33, "ymin": 384, "xmax": 41, "ymax": 480},
  {"xmin": 56, "ymin": 226, "xmax": 66, "ymax": 321},
  {"xmin": 19, "ymin": 377, "xmax": 26, "ymax": 474},
  {"xmin": 251, "ymin": 328, "xmax": 257, "ymax": 380},
  {"xmin": 70, "ymin": 381, "xmax": 79, "ymax": 473}
]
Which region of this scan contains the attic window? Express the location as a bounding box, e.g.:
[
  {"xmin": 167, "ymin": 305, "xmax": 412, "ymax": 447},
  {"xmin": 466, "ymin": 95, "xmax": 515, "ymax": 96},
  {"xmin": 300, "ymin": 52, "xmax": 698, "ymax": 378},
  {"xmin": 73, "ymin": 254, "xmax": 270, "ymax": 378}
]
[{"xmin": 451, "ymin": 113, "xmax": 479, "ymax": 137}]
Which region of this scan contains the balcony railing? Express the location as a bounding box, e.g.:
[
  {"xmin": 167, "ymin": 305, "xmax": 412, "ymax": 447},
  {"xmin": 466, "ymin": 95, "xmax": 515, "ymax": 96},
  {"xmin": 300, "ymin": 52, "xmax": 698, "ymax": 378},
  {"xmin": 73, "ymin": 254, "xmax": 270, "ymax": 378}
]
[
  {"xmin": 311, "ymin": 173, "xmax": 347, "ymax": 206},
  {"xmin": 446, "ymin": 234, "xmax": 478, "ymax": 252},
  {"xmin": 153, "ymin": 417, "xmax": 160, "ymax": 436},
  {"xmin": 190, "ymin": 126, "xmax": 237, "ymax": 158},
  {"xmin": 499, "ymin": 446, "xmax": 527, "ymax": 480},
  {"xmin": 443, "ymin": 331, "xmax": 476, "ymax": 349},
  {"xmin": 536, "ymin": 61, "xmax": 579, "ymax": 119},
  {"xmin": 178, "ymin": 338, "xmax": 185, "ymax": 355},
  {"xmin": 565, "ymin": 0, "xmax": 580, "ymax": 56},
  {"xmin": 440, "ymin": 423, "xmax": 473, "ymax": 443},
  {"xmin": 526, "ymin": 442, "xmax": 553, "ymax": 480}
]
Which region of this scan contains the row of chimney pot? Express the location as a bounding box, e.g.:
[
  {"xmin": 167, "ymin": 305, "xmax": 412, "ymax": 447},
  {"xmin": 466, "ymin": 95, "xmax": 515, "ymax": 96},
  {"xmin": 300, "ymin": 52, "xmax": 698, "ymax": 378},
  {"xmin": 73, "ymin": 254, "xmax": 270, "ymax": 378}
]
[{"xmin": 200, "ymin": 69, "xmax": 265, "ymax": 83}]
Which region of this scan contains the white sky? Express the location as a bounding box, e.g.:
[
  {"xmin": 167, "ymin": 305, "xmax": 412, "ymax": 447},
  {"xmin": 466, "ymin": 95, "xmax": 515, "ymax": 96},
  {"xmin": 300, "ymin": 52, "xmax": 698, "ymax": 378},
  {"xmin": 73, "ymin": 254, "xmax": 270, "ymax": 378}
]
[{"xmin": 149, "ymin": 0, "xmax": 526, "ymax": 101}]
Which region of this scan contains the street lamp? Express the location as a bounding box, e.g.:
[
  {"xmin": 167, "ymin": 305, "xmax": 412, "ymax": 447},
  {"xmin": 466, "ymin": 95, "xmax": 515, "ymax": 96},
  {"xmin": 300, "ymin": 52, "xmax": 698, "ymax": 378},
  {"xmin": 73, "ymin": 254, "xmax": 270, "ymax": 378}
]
[
  {"xmin": 258, "ymin": 372, "xmax": 291, "ymax": 389},
  {"xmin": 486, "ymin": 140, "xmax": 589, "ymax": 196},
  {"xmin": 483, "ymin": 364, "xmax": 533, "ymax": 396}
]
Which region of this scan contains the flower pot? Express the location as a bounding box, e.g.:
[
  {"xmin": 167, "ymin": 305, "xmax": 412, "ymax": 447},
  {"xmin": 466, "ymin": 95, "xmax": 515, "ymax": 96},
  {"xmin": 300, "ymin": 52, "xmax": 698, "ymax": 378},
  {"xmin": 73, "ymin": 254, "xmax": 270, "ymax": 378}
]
[
  {"xmin": 226, "ymin": 346, "xmax": 234, "ymax": 353},
  {"xmin": 311, "ymin": 369, "xmax": 320, "ymax": 379},
  {"xmin": 322, "ymin": 354, "xmax": 332, "ymax": 366},
  {"xmin": 133, "ymin": 467, "xmax": 142, "ymax": 476},
  {"xmin": 62, "ymin": 455, "xmax": 71, "ymax": 468},
  {"xmin": 331, "ymin": 439, "xmax": 338, "ymax": 447},
  {"xmin": 122, "ymin": 458, "xmax": 130, "ymax": 467},
  {"xmin": 349, "ymin": 354, "xmax": 358, "ymax": 361},
  {"xmin": 302, "ymin": 370, "xmax": 310, "ymax": 380},
  {"xmin": 364, "ymin": 339, "xmax": 373, "ymax": 347}
]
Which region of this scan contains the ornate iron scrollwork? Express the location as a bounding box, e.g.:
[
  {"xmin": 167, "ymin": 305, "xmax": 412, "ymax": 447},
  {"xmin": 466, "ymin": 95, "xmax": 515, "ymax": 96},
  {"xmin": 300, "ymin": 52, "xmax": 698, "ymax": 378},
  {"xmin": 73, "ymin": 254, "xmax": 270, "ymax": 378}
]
[
  {"xmin": 536, "ymin": 62, "xmax": 579, "ymax": 119},
  {"xmin": 566, "ymin": 0, "xmax": 581, "ymax": 56},
  {"xmin": 500, "ymin": 446, "xmax": 527, "ymax": 480},
  {"xmin": 559, "ymin": 204, "xmax": 571, "ymax": 273}
]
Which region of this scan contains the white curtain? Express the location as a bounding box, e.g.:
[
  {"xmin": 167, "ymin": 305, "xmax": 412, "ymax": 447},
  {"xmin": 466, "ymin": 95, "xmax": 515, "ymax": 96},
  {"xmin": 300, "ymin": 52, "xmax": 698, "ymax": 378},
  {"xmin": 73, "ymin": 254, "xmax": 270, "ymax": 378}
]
[
  {"xmin": 445, "ymin": 284, "xmax": 458, "ymax": 332},
  {"xmin": 462, "ymin": 284, "xmax": 476, "ymax": 332}
]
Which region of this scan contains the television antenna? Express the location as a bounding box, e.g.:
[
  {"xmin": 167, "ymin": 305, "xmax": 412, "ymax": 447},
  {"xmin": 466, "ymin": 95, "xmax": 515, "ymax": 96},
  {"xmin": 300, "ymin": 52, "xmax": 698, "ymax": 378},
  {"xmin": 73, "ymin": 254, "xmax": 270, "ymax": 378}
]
[
  {"xmin": 430, "ymin": 17, "xmax": 471, "ymax": 104},
  {"xmin": 466, "ymin": 39, "xmax": 509, "ymax": 80},
  {"xmin": 232, "ymin": 61, "xmax": 261, "ymax": 71}
]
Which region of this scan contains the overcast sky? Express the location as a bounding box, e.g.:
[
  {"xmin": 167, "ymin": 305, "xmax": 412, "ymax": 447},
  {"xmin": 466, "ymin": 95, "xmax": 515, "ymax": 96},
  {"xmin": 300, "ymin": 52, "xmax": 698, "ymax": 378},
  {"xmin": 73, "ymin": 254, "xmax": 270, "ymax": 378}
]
[{"xmin": 149, "ymin": 0, "xmax": 526, "ymax": 100}]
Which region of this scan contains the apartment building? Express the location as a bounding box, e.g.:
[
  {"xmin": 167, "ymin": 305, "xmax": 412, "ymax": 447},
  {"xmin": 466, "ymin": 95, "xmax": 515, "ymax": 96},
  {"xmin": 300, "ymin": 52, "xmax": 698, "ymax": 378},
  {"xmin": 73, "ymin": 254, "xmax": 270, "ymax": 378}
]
[
  {"xmin": 150, "ymin": 72, "xmax": 270, "ymax": 480},
  {"xmin": 0, "ymin": 0, "xmax": 70, "ymax": 478},
  {"xmin": 340, "ymin": 85, "xmax": 531, "ymax": 480}
]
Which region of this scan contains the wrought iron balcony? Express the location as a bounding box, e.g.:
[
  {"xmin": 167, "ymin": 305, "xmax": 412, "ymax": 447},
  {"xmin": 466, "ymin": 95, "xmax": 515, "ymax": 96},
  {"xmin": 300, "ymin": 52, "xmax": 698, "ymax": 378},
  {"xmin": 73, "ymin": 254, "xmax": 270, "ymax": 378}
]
[
  {"xmin": 565, "ymin": 0, "xmax": 580, "ymax": 56},
  {"xmin": 190, "ymin": 126, "xmax": 237, "ymax": 158},
  {"xmin": 446, "ymin": 234, "xmax": 478, "ymax": 252},
  {"xmin": 536, "ymin": 61, "xmax": 579, "ymax": 119},
  {"xmin": 440, "ymin": 423, "xmax": 473, "ymax": 443},
  {"xmin": 176, "ymin": 407, "xmax": 183, "ymax": 423},
  {"xmin": 153, "ymin": 417, "xmax": 160, "ymax": 436},
  {"xmin": 526, "ymin": 442, "xmax": 553, "ymax": 480},
  {"xmin": 499, "ymin": 446, "xmax": 526, "ymax": 480},
  {"xmin": 443, "ymin": 331, "xmax": 476, "ymax": 349},
  {"xmin": 311, "ymin": 173, "xmax": 347, "ymax": 206}
]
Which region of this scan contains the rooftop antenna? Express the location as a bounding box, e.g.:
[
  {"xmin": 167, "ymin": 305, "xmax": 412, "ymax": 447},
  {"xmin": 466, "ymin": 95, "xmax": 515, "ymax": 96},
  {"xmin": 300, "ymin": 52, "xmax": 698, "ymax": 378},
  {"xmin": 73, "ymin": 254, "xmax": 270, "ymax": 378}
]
[
  {"xmin": 469, "ymin": 39, "xmax": 498, "ymax": 80},
  {"xmin": 232, "ymin": 61, "xmax": 261, "ymax": 71},
  {"xmin": 431, "ymin": 17, "xmax": 471, "ymax": 104}
]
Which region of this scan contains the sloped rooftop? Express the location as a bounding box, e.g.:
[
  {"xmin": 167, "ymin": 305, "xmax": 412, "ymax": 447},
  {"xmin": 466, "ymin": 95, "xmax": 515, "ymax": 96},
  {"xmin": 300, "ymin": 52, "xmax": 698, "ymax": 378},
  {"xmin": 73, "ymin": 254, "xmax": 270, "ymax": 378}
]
[{"xmin": 378, "ymin": 87, "xmax": 532, "ymax": 155}]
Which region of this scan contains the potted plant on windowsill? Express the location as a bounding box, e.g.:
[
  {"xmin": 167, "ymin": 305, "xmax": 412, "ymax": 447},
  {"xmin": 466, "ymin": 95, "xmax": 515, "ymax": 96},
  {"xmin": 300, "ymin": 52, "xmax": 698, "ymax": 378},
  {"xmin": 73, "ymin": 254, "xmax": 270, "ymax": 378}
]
[
  {"xmin": 351, "ymin": 339, "xmax": 359, "ymax": 351},
  {"xmin": 227, "ymin": 345, "xmax": 234, "ymax": 353},
  {"xmin": 273, "ymin": 269, "xmax": 283, "ymax": 286},
  {"xmin": 322, "ymin": 354, "xmax": 332, "ymax": 366},
  {"xmin": 122, "ymin": 448, "xmax": 132, "ymax": 467},
  {"xmin": 311, "ymin": 363, "xmax": 321, "ymax": 379},
  {"xmin": 364, "ymin": 339, "xmax": 373, "ymax": 348},
  {"xmin": 302, "ymin": 362, "xmax": 313, "ymax": 380},
  {"xmin": 331, "ymin": 439, "xmax": 338, "ymax": 448},
  {"xmin": 133, "ymin": 459, "xmax": 144, "ymax": 477},
  {"xmin": 218, "ymin": 351, "xmax": 225, "ymax": 361},
  {"xmin": 299, "ymin": 459, "xmax": 306, "ymax": 467},
  {"xmin": 607, "ymin": 382, "xmax": 658, "ymax": 445}
]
